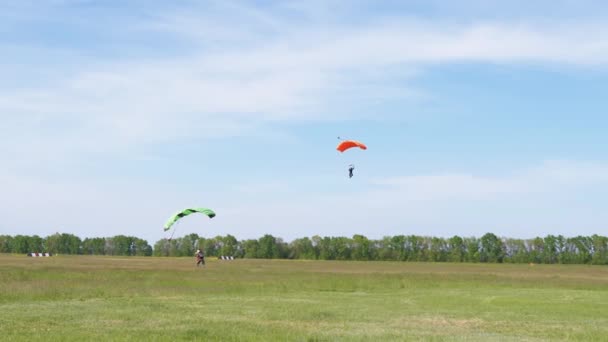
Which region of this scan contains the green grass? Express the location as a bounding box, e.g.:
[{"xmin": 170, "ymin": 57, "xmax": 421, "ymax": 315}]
[{"xmin": 1, "ymin": 255, "xmax": 607, "ymax": 341}]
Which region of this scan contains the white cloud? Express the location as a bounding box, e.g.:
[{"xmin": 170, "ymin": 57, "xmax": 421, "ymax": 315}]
[
  {"xmin": 2, "ymin": 19, "xmax": 608, "ymax": 158},
  {"xmin": 2, "ymin": 2, "xmax": 608, "ymax": 242}
]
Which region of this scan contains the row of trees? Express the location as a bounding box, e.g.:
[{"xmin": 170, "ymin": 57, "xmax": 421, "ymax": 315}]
[
  {"xmin": 154, "ymin": 233, "xmax": 608, "ymax": 265},
  {"xmin": 2, "ymin": 232, "xmax": 607, "ymax": 265},
  {"xmin": 0, "ymin": 233, "xmax": 153, "ymax": 256}
]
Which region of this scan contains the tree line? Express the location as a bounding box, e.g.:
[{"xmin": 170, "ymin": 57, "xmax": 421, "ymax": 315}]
[
  {"xmin": 2, "ymin": 232, "xmax": 607, "ymax": 265},
  {"xmin": 0, "ymin": 233, "xmax": 153, "ymax": 256}
]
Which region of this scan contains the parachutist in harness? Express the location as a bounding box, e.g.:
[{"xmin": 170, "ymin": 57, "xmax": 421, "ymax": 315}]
[
  {"xmin": 336, "ymin": 139, "xmax": 366, "ymax": 179},
  {"xmin": 196, "ymin": 249, "xmax": 205, "ymax": 267}
]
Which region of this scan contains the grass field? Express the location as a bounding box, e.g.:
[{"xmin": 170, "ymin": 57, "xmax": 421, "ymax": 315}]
[{"xmin": 1, "ymin": 255, "xmax": 607, "ymax": 341}]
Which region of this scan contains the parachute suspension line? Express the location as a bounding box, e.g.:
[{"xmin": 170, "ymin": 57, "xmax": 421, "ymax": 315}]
[{"xmin": 168, "ymin": 221, "xmax": 180, "ymax": 241}]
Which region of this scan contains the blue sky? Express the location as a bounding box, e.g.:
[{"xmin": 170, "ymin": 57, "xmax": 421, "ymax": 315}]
[{"xmin": 1, "ymin": 0, "xmax": 608, "ymax": 244}]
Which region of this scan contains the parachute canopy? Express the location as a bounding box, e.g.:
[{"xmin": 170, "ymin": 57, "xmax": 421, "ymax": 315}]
[
  {"xmin": 336, "ymin": 140, "xmax": 367, "ymax": 153},
  {"xmin": 164, "ymin": 208, "xmax": 216, "ymax": 231}
]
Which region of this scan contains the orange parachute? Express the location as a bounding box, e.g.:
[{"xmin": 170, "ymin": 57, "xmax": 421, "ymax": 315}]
[{"xmin": 336, "ymin": 140, "xmax": 367, "ymax": 153}]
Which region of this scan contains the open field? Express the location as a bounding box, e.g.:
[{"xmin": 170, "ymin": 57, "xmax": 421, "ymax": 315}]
[{"xmin": 1, "ymin": 255, "xmax": 607, "ymax": 341}]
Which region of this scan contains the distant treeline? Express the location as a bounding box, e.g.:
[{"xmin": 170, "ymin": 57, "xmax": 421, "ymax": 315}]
[
  {"xmin": 0, "ymin": 233, "xmax": 153, "ymax": 256},
  {"xmin": 1, "ymin": 232, "xmax": 607, "ymax": 265}
]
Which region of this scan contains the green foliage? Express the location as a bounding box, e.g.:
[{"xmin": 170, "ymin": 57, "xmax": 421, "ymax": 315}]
[
  {"xmin": 447, "ymin": 235, "xmax": 465, "ymax": 262},
  {"xmin": 10, "ymin": 235, "xmax": 44, "ymax": 254},
  {"xmin": 479, "ymin": 232, "xmax": 504, "ymax": 263},
  {"xmin": 257, "ymin": 234, "xmax": 280, "ymax": 259},
  {"xmin": 241, "ymin": 239, "xmax": 260, "ymax": 258},
  {"xmin": 351, "ymin": 234, "xmax": 372, "ymax": 261},
  {"xmin": 2, "ymin": 232, "xmax": 607, "ymax": 265},
  {"xmin": 591, "ymin": 234, "xmax": 608, "ymax": 265},
  {"xmin": 45, "ymin": 233, "xmax": 82, "ymax": 254},
  {"xmin": 0, "ymin": 235, "xmax": 13, "ymax": 253},
  {"xmin": 82, "ymin": 237, "xmax": 105, "ymax": 255},
  {"xmin": 220, "ymin": 234, "xmax": 239, "ymax": 257},
  {"xmin": 288, "ymin": 237, "xmax": 317, "ymax": 259}
]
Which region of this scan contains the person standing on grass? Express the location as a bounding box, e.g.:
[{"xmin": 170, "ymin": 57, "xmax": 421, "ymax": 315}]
[{"xmin": 195, "ymin": 249, "xmax": 205, "ymax": 267}]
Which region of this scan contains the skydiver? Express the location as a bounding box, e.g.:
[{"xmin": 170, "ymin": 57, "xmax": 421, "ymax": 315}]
[
  {"xmin": 195, "ymin": 249, "xmax": 205, "ymax": 267},
  {"xmin": 348, "ymin": 164, "xmax": 355, "ymax": 178}
]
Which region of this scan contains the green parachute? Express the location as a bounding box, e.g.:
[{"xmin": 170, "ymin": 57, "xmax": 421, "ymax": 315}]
[{"xmin": 163, "ymin": 208, "xmax": 216, "ymax": 232}]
